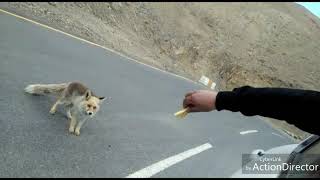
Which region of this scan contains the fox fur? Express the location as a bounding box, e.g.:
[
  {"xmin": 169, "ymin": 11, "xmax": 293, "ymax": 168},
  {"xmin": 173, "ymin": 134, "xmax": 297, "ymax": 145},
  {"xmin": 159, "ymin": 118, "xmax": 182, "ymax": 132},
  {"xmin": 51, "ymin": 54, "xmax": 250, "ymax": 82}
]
[{"xmin": 24, "ymin": 82, "xmax": 106, "ymax": 136}]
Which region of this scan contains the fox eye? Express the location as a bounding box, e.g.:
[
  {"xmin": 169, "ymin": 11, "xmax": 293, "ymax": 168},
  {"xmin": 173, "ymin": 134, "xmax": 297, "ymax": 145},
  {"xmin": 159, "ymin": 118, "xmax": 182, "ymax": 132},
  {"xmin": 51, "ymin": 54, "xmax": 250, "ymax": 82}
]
[
  {"xmin": 93, "ymin": 106, "xmax": 96, "ymax": 110},
  {"xmin": 87, "ymin": 104, "xmax": 91, "ymax": 108}
]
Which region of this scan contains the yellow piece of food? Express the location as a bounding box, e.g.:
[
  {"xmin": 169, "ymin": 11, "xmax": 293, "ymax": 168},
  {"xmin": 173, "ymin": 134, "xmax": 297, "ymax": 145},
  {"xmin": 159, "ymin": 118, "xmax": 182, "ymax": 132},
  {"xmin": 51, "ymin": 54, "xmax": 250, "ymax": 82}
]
[{"xmin": 174, "ymin": 108, "xmax": 189, "ymax": 119}]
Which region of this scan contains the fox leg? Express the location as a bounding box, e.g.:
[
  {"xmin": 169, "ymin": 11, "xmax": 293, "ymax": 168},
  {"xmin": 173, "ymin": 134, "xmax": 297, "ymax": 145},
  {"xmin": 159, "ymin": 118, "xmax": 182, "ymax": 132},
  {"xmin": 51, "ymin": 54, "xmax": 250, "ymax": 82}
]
[
  {"xmin": 69, "ymin": 116, "xmax": 77, "ymax": 133},
  {"xmin": 67, "ymin": 109, "xmax": 72, "ymax": 119},
  {"xmin": 49, "ymin": 98, "xmax": 63, "ymax": 114},
  {"xmin": 75, "ymin": 119, "xmax": 88, "ymax": 136},
  {"xmin": 62, "ymin": 102, "xmax": 73, "ymax": 119}
]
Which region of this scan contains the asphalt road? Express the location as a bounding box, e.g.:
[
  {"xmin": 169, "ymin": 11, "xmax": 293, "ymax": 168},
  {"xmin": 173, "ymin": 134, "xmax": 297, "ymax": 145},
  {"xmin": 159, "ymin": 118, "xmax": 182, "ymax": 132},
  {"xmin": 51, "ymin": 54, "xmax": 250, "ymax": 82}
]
[{"xmin": 0, "ymin": 11, "xmax": 295, "ymax": 177}]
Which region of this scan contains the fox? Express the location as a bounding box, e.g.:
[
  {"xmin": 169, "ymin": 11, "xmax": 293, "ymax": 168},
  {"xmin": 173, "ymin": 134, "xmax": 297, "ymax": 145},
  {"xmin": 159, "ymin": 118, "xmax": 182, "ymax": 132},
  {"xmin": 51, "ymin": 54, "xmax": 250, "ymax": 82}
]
[{"xmin": 24, "ymin": 82, "xmax": 106, "ymax": 136}]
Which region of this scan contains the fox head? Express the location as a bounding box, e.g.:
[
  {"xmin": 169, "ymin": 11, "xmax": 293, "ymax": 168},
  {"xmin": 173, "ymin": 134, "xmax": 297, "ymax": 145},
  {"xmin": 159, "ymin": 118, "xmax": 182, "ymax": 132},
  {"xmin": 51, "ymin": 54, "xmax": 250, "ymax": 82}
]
[{"xmin": 77, "ymin": 90, "xmax": 106, "ymax": 117}]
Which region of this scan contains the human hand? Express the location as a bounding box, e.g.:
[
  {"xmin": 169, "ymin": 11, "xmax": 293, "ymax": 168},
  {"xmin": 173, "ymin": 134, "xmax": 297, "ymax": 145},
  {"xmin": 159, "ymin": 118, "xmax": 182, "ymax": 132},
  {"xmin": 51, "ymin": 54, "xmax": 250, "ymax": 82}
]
[{"xmin": 183, "ymin": 90, "xmax": 218, "ymax": 113}]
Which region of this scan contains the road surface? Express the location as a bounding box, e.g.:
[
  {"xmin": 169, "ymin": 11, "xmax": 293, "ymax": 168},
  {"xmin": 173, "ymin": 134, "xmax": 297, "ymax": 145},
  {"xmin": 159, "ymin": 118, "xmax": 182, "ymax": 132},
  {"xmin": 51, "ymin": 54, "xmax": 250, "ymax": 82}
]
[{"xmin": 0, "ymin": 10, "xmax": 295, "ymax": 177}]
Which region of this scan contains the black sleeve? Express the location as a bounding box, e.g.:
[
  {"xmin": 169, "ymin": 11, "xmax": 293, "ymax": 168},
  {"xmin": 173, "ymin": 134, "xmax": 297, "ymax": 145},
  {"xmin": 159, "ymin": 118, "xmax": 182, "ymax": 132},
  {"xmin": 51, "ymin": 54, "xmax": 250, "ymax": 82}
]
[{"xmin": 215, "ymin": 86, "xmax": 320, "ymax": 135}]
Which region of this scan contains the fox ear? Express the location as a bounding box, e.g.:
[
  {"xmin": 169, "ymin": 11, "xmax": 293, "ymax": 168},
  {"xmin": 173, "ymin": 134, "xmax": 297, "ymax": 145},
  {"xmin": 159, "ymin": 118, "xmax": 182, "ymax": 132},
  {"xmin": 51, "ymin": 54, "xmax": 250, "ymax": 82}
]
[
  {"xmin": 85, "ymin": 90, "xmax": 92, "ymax": 100},
  {"xmin": 98, "ymin": 96, "xmax": 105, "ymax": 102}
]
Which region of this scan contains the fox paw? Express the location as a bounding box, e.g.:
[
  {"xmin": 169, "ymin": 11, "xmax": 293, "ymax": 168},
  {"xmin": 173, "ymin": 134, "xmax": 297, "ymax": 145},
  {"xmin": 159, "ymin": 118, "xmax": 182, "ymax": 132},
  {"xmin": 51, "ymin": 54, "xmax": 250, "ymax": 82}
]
[
  {"xmin": 69, "ymin": 127, "xmax": 75, "ymax": 133},
  {"xmin": 75, "ymin": 129, "xmax": 80, "ymax": 136},
  {"xmin": 49, "ymin": 109, "xmax": 56, "ymax": 115}
]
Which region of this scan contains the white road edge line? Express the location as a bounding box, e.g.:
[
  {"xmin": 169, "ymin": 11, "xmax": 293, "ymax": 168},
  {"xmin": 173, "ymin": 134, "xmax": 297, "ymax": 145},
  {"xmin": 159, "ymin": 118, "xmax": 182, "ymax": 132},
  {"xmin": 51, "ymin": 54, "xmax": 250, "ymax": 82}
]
[
  {"xmin": 125, "ymin": 143, "xmax": 213, "ymax": 178},
  {"xmin": 0, "ymin": 8, "xmax": 196, "ymax": 84},
  {"xmin": 271, "ymin": 132, "xmax": 285, "ymax": 139},
  {"xmin": 239, "ymin": 130, "xmax": 258, "ymax": 135}
]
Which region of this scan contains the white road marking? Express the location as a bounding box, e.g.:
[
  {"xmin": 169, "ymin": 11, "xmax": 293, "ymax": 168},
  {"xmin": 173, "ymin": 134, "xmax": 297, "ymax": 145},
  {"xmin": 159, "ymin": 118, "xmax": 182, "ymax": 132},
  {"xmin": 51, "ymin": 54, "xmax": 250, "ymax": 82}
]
[
  {"xmin": 125, "ymin": 143, "xmax": 213, "ymax": 178},
  {"xmin": 198, "ymin": 75, "xmax": 216, "ymax": 90},
  {"xmin": 239, "ymin": 130, "xmax": 258, "ymax": 135},
  {"xmin": 271, "ymin": 132, "xmax": 285, "ymax": 139},
  {"xmin": 0, "ymin": 8, "xmax": 196, "ymax": 84},
  {"xmin": 199, "ymin": 75, "xmax": 210, "ymax": 85},
  {"xmin": 210, "ymin": 82, "xmax": 216, "ymax": 90}
]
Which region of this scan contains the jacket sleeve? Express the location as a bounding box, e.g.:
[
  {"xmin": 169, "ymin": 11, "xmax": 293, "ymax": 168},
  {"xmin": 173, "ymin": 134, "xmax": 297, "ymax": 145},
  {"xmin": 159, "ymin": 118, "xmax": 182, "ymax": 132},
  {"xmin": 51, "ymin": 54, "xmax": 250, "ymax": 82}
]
[{"xmin": 215, "ymin": 86, "xmax": 320, "ymax": 135}]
